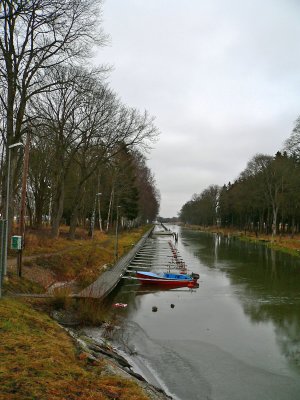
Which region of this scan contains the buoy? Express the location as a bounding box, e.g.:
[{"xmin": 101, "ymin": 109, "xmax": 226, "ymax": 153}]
[{"xmin": 152, "ymin": 306, "xmax": 158, "ymax": 312}]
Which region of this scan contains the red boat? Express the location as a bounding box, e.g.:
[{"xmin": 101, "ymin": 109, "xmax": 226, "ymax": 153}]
[{"xmin": 136, "ymin": 271, "xmax": 199, "ymax": 288}]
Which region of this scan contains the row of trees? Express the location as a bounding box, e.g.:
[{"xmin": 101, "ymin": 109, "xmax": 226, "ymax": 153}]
[
  {"xmin": 179, "ymin": 119, "xmax": 300, "ymax": 236},
  {"xmin": 0, "ymin": 0, "xmax": 160, "ymax": 238}
]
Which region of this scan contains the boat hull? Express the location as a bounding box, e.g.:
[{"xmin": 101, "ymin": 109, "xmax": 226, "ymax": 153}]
[
  {"xmin": 136, "ymin": 271, "xmax": 199, "ymax": 288},
  {"xmin": 137, "ymin": 278, "xmax": 198, "ymax": 288}
]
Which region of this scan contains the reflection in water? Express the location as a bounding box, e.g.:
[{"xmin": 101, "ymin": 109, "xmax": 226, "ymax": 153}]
[{"xmin": 189, "ymin": 230, "xmax": 300, "ymax": 372}]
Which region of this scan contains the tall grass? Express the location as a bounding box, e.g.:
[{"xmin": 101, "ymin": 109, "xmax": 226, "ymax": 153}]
[
  {"xmin": 49, "ymin": 286, "xmax": 114, "ymax": 327},
  {"xmin": 75, "ymin": 298, "xmax": 112, "ymax": 326}
]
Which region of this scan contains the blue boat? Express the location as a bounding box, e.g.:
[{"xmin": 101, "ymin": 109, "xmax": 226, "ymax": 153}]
[{"xmin": 136, "ymin": 270, "xmax": 199, "ymax": 287}]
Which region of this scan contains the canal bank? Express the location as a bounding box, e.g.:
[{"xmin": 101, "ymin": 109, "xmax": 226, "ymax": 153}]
[{"xmin": 184, "ymin": 224, "xmax": 300, "ymax": 257}]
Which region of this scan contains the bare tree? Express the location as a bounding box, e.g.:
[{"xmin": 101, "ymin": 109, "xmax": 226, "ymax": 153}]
[
  {"xmin": 66, "ymin": 82, "xmax": 120, "ymax": 239},
  {"xmin": 0, "ymin": 0, "xmax": 106, "ymax": 229},
  {"xmin": 31, "ymin": 66, "xmax": 99, "ymax": 237},
  {"xmin": 27, "ymin": 133, "xmax": 53, "ymax": 228}
]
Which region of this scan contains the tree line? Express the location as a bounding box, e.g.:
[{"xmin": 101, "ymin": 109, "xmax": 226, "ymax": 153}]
[
  {"xmin": 179, "ymin": 118, "xmax": 300, "ymax": 236},
  {"xmin": 0, "ymin": 0, "xmax": 160, "ymax": 238}
]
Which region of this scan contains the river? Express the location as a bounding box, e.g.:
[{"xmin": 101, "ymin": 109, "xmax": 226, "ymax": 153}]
[{"xmin": 86, "ymin": 226, "xmax": 300, "ymax": 400}]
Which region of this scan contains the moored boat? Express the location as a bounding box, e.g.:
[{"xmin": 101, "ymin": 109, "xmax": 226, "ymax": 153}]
[{"xmin": 136, "ymin": 270, "xmax": 199, "ymax": 287}]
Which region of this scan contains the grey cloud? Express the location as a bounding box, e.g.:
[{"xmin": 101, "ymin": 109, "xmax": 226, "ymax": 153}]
[{"xmin": 95, "ymin": 0, "xmax": 300, "ymax": 217}]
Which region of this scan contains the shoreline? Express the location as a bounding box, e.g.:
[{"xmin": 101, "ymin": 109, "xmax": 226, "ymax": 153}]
[
  {"xmin": 181, "ymin": 224, "xmax": 300, "ymax": 257},
  {"xmin": 64, "ymin": 325, "xmax": 173, "ymax": 400}
]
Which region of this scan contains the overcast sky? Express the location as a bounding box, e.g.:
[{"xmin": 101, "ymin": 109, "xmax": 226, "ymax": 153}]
[{"xmin": 94, "ymin": 0, "xmax": 300, "ymax": 217}]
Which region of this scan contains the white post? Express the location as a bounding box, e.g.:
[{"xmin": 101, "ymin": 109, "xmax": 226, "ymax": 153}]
[
  {"xmin": 91, "ymin": 192, "xmax": 102, "ymax": 239},
  {"xmin": 98, "ymin": 193, "xmax": 102, "ymax": 232},
  {"xmin": 114, "ymin": 205, "xmax": 121, "ymax": 261}
]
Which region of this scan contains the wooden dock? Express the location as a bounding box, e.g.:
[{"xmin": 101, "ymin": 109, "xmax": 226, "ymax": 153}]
[
  {"xmin": 76, "ymin": 223, "xmax": 183, "ymax": 300},
  {"xmin": 77, "ymin": 227, "xmax": 154, "ymax": 299}
]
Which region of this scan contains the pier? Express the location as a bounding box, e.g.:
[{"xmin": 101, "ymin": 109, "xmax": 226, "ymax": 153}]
[
  {"xmin": 78, "ymin": 223, "xmax": 183, "ymax": 299},
  {"xmin": 78, "ymin": 227, "xmax": 154, "ymax": 299}
]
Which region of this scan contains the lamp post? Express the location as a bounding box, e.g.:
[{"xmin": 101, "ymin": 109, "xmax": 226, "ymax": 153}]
[
  {"xmin": 46, "ymin": 185, "xmax": 52, "ymax": 226},
  {"xmin": 114, "ymin": 205, "xmax": 121, "ymax": 261},
  {"xmin": 4, "ymin": 142, "xmax": 23, "ymax": 276},
  {"xmin": 17, "ymin": 133, "xmax": 30, "ymax": 277},
  {"xmin": 90, "ymin": 192, "xmax": 102, "ymax": 239}
]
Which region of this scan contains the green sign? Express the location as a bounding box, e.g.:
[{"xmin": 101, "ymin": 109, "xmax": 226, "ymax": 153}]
[{"xmin": 11, "ymin": 235, "xmax": 22, "ymax": 250}]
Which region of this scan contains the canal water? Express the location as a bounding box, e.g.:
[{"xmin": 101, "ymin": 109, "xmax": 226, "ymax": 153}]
[{"xmin": 87, "ymin": 226, "xmax": 300, "ymax": 400}]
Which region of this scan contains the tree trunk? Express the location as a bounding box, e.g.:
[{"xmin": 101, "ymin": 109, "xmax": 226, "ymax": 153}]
[
  {"xmin": 51, "ymin": 181, "xmax": 65, "ymax": 238},
  {"xmin": 272, "ymin": 205, "xmax": 278, "ymax": 237},
  {"xmin": 68, "ymin": 179, "xmax": 86, "ymax": 239},
  {"xmin": 69, "ymin": 208, "xmax": 79, "ymax": 240},
  {"xmin": 35, "ymin": 193, "xmax": 45, "ymax": 229}
]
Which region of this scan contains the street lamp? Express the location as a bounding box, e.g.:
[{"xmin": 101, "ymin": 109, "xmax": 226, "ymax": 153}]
[
  {"xmin": 90, "ymin": 192, "xmax": 102, "ymax": 239},
  {"xmin": 97, "ymin": 192, "xmax": 103, "ymax": 232},
  {"xmin": 47, "ymin": 185, "xmax": 52, "ymax": 226},
  {"xmin": 114, "ymin": 205, "xmax": 121, "ymax": 261},
  {"xmin": 4, "ymin": 142, "xmax": 23, "ymax": 276}
]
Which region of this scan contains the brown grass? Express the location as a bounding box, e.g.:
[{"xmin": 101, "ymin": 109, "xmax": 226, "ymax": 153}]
[
  {"xmin": 0, "ymin": 298, "xmax": 150, "ymax": 400},
  {"xmin": 3, "ymin": 271, "xmax": 45, "ymax": 295},
  {"xmin": 186, "ymin": 224, "xmax": 300, "ymax": 255},
  {"xmin": 8, "ymin": 226, "xmax": 150, "ymax": 292},
  {"xmin": 1, "ymin": 226, "xmax": 153, "ymax": 399}
]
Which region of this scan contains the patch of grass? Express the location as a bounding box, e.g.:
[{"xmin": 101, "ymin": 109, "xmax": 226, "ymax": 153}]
[
  {"xmin": 51, "ymin": 286, "xmax": 74, "ymax": 310},
  {"xmin": 0, "ymin": 298, "xmax": 150, "ymax": 400},
  {"xmin": 3, "ymin": 271, "xmax": 45, "ymax": 295},
  {"xmin": 22, "ymin": 226, "xmax": 151, "ymax": 290},
  {"xmin": 117, "ymin": 225, "xmax": 151, "ymax": 257},
  {"xmin": 21, "ymin": 230, "xmax": 72, "ymax": 257},
  {"xmin": 31, "ymin": 244, "xmax": 113, "ymax": 284},
  {"xmin": 75, "ymin": 298, "xmax": 112, "ymax": 326}
]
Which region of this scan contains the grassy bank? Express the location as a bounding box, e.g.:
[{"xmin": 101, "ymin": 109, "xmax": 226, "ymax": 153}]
[
  {"xmin": 0, "ymin": 298, "xmax": 150, "ymax": 400},
  {"xmin": 183, "ymin": 224, "xmax": 300, "ymax": 256},
  {"xmin": 1, "ymin": 225, "xmax": 154, "ymax": 400},
  {"xmin": 6, "ymin": 225, "xmax": 150, "ymax": 292}
]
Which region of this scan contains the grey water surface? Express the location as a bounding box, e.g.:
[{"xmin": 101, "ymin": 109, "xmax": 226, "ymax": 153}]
[{"xmin": 89, "ymin": 226, "xmax": 300, "ymax": 400}]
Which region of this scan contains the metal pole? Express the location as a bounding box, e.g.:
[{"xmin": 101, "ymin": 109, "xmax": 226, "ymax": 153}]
[
  {"xmin": 3, "ymin": 148, "xmax": 11, "ymax": 276},
  {"xmin": 106, "ymin": 187, "xmax": 114, "ymax": 232},
  {"xmin": 114, "ymin": 205, "xmax": 120, "ymax": 261},
  {"xmin": 49, "ymin": 196, "xmax": 52, "ymax": 225},
  {"xmin": 90, "ymin": 197, "xmax": 96, "ymax": 239},
  {"xmin": 0, "ymin": 220, "xmax": 6, "ymax": 297},
  {"xmin": 17, "ymin": 133, "xmax": 30, "ymax": 277},
  {"xmin": 98, "ymin": 193, "xmax": 102, "ymax": 232},
  {"xmin": 48, "ymin": 185, "xmax": 52, "ymax": 226},
  {"xmin": 90, "ymin": 192, "xmax": 101, "ymax": 239},
  {"xmin": 4, "ymin": 142, "xmax": 23, "ymax": 276}
]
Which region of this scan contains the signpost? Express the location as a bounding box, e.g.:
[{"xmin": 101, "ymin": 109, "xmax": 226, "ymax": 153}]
[{"xmin": 0, "ymin": 220, "xmax": 7, "ymax": 298}]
